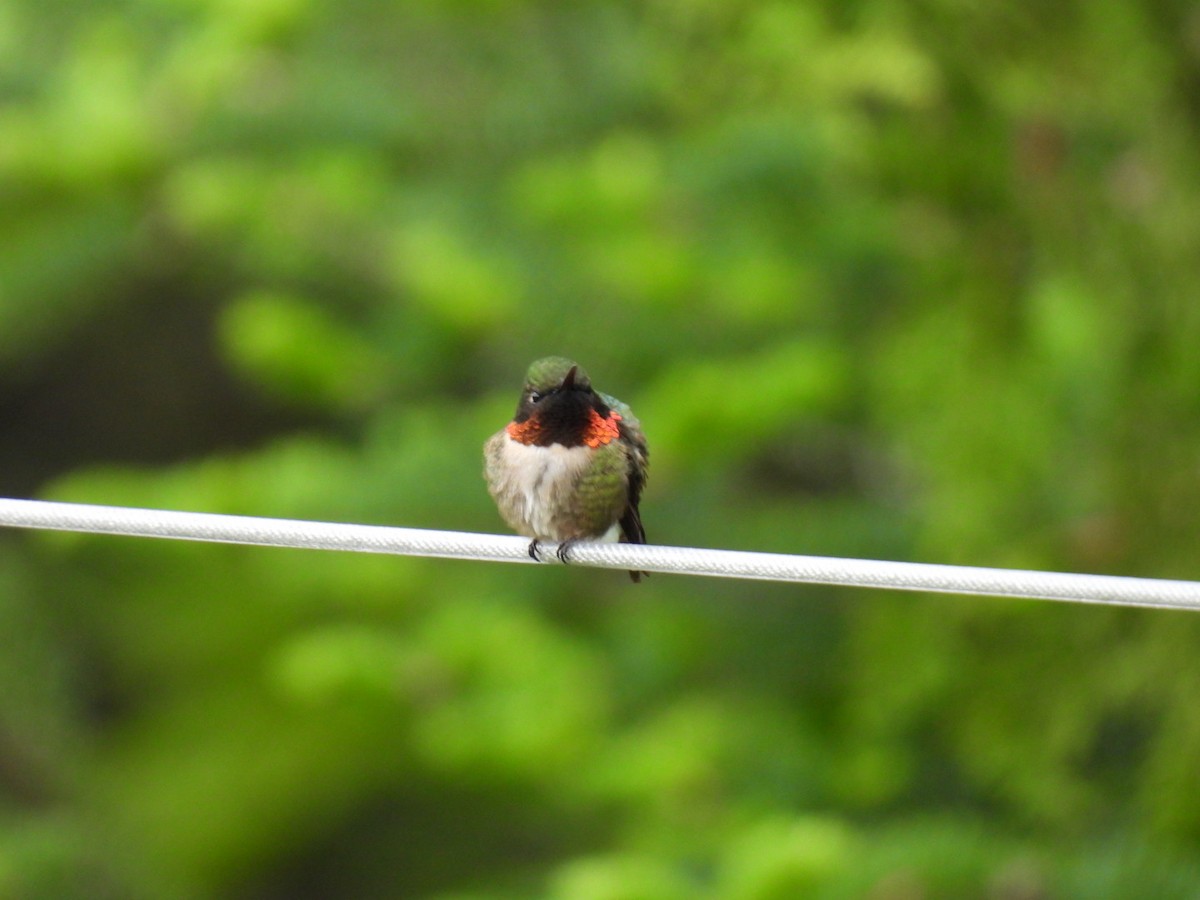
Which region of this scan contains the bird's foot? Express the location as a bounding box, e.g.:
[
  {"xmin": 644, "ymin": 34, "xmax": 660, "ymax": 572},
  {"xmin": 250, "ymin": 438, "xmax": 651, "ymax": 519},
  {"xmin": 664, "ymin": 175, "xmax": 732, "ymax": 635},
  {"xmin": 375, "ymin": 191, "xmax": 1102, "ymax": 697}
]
[
  {"xmin": 555, "ymin": 537, "xmax": 581, "ymax": 564},
  {"xmin": 527, "ymin": 539, "xmax": 544, "ymax": 562}
]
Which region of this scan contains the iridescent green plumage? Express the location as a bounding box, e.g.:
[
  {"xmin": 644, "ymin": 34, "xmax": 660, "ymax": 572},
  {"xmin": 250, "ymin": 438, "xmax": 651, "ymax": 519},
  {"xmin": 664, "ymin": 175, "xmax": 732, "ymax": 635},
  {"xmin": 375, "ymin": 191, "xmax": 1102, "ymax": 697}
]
[{"xmin": 525, "ymin": 356, "xmax": 586, "ymax": 391}]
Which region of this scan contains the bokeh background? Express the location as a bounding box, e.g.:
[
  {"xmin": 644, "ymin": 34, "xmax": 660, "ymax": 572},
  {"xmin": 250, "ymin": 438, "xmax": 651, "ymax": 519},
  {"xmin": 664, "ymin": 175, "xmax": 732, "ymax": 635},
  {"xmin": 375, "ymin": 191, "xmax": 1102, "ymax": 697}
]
[{"xmin": 4, "ymin": 0, "xmax": 1200, "ymax": 897}]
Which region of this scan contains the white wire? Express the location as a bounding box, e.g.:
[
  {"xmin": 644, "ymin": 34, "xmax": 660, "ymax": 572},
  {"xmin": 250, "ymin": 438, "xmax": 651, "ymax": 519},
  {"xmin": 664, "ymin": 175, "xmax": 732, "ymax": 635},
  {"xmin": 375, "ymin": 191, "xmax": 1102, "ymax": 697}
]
[{"xmin": 0, "ymin": 497, "xmax": 1198, "ymax": 611}]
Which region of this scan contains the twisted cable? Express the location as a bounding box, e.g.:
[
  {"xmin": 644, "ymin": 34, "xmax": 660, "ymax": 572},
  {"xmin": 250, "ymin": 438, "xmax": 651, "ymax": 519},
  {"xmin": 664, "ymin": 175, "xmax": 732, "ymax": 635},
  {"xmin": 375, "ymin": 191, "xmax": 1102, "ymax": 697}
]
[{"xmin": 1, "ymin": 498, "xmax": 1197, "ymax": 610}]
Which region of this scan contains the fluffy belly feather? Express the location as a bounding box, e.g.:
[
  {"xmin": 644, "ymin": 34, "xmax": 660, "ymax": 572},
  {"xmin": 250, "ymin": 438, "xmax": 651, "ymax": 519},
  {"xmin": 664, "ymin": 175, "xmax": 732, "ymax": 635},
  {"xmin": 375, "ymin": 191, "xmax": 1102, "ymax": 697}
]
[{"xmin": 488, "ymin": 436, "xmax": 621, "ymax": 541}]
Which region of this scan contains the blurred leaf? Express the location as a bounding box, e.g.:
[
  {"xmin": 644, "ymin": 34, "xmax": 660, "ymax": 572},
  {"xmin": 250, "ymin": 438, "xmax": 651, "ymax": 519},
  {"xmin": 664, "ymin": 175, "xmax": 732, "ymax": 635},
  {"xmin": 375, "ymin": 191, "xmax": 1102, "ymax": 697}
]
[
  {"xmin": 547, "ymin": 855, "xmax": 695, "ymax": 900},
  {"xmin": 717, "ymin": 817, "xmax": 855, "ymax": 900},
  {"xmin": 219, "ymin": 289, "xmax": 387, "ymax": 411}
]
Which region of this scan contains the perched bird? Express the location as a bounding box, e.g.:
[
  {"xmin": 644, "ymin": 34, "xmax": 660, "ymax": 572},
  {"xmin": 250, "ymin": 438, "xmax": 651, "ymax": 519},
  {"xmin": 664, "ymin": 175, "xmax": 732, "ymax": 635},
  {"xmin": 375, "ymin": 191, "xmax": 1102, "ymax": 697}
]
[{"xmin": 484, "ymin": 356, "xmax": 649, "ymax": 581}]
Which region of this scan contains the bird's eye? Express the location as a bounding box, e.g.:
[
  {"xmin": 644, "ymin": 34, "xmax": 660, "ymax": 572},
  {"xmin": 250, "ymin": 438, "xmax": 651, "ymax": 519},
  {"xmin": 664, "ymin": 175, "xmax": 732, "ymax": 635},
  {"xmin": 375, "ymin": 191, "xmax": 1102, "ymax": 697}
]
[{"xmin": 529, "ymin": 390, "xmax": 544, "ymax": 403}]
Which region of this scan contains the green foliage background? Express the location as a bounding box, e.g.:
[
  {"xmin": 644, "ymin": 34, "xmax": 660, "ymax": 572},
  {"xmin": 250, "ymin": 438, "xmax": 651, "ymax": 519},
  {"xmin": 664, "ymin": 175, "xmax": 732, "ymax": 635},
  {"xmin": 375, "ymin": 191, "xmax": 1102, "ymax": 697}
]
[{"xmin": 4, "ymin": 0, "xmax": 1200, "ymax": 896}]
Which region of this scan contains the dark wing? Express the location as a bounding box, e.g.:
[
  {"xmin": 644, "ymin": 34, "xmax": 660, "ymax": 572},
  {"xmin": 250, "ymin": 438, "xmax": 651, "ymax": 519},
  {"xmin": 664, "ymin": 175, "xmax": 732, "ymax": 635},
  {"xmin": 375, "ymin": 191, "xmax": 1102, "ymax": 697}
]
[
  {"xmin": 618, "ymin": 453, "xmax": 647, "ymax": 546},
  {"xmin": 604, "ymin": 393, "xmax": 649, "ymax": 582}
]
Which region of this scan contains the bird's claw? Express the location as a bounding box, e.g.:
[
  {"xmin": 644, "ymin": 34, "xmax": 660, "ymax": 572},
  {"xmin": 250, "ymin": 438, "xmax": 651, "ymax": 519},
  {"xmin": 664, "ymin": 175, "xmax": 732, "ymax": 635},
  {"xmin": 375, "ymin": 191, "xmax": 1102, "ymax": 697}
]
[
  {"xmin": 528, "ymin": 538, "xmax": 577, "ymax": 565},
  {"xmin": 555, "ymin": 538, "xmax": 578, "ymax": 564}
]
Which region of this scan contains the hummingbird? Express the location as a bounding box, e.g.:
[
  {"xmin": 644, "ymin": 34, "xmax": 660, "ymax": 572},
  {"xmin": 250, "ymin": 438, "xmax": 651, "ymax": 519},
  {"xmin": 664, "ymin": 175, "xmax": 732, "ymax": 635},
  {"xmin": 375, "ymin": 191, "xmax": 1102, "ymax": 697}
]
[{"xmin": 484, "ymin": 356, "xmax": 649, "ymax": 581}]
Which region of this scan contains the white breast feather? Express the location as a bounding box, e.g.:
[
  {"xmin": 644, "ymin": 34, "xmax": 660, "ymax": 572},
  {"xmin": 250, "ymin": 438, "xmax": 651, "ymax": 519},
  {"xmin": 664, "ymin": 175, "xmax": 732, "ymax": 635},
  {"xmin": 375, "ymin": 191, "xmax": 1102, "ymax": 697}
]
[{"xmin": 499, "ymin": 438, "xmax": 593, "ymax": 539}]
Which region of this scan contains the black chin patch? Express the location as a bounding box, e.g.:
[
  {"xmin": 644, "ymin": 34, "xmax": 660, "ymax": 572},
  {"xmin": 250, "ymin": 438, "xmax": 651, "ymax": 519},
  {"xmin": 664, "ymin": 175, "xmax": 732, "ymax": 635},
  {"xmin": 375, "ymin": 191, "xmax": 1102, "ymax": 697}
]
[{"xmin": 528, "ymin": 388, "xmax": 608, "ymax": 447}]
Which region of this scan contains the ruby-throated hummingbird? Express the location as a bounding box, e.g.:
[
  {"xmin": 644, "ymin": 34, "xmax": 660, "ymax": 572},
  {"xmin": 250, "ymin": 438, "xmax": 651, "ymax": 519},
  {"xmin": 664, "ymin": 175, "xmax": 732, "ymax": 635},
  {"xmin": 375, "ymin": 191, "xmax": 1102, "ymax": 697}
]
[{"xmin": 484, "ymin": 357, "xmax": 649, "ymax": 581}]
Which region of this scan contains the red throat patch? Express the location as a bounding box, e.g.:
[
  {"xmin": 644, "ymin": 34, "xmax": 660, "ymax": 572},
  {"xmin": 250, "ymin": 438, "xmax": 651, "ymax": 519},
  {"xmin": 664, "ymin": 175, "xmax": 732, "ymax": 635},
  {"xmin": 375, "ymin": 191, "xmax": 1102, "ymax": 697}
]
[
  {"xmin": 583, "ymin": 410, "xmax": 622, "ymax": 448},
  {"xmin": 506, "ymin": 410, "xmax": 622, "ymax": 447},
  {"xmin": 505, "ymin": 418, "xmax": 540, "ymax": 444}
]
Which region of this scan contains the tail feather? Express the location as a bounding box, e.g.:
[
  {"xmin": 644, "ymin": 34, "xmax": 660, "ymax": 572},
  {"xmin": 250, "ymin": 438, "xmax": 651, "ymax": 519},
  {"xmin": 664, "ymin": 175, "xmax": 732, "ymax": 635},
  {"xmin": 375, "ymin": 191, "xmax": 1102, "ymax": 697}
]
[{"xmin": 619, "ymin": 503, "xmax": 648, "ymax": 582}]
